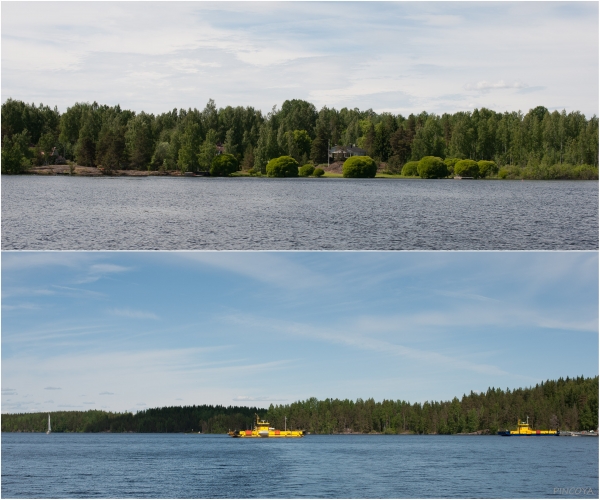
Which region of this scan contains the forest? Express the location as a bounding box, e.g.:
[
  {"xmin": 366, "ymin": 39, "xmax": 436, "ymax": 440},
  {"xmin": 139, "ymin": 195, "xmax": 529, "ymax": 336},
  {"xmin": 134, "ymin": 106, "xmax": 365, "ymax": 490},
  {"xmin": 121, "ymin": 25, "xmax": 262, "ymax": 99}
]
[
  {"xmin": 1, "ymin": 98, "xmax": 598, "ymax": 179},
  {"xmin": 2, "ymin": 376, "xmax": 597, "ymax": 434},
  {"xmin": 1, "ymin": 404, "xmax": 262, "ymax": 434}
]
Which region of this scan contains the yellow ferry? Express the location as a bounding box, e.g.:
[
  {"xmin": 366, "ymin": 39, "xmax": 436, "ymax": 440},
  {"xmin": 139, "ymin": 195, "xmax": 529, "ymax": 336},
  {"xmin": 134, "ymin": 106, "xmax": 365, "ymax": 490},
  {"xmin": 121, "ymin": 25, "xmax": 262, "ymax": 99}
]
[
  {"xmin": 498, "ymin": 416, "xmax": 558, "ymax": 436},
  {"xmin": 228, "ymin": 414, "xmax": 305, "ymax": 438}
]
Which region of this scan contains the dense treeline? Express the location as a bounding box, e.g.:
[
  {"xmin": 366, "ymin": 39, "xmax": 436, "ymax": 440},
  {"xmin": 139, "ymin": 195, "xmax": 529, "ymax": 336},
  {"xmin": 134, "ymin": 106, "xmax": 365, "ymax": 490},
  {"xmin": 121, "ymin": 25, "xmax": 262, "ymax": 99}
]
[
  {"xmin": 266, "ymin": 376, "xmax": 598, "ymax": 435},
  {"xmin": 1, "ymin": 98, "xmax": 597, "ymax": 178},
  {"xmin": 1, "ymin": 405, "xmax": 262, "ymax": 434},
  {"xmin": 2, "ymin": 377, "xmax": 597, "ymax": 434}
]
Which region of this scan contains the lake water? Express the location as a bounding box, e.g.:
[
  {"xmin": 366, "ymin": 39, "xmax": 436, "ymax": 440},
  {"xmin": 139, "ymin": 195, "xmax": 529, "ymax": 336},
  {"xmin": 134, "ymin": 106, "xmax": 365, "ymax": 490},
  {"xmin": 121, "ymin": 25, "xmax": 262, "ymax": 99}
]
[
  {"xmin": 1, "ymin": 433, "xmax": 598, "ymax": 498},
  {"xmin": 1, "ymin": 177, "xmax": 597, "ymax": 250}
]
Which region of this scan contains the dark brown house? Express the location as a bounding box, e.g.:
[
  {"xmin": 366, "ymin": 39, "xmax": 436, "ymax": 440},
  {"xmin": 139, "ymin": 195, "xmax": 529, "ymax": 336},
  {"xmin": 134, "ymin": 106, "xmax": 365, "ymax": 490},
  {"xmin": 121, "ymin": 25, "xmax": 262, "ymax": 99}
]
[{"xmin": 328, "ymin": 144, "xmax": 367, "ymax": 162}]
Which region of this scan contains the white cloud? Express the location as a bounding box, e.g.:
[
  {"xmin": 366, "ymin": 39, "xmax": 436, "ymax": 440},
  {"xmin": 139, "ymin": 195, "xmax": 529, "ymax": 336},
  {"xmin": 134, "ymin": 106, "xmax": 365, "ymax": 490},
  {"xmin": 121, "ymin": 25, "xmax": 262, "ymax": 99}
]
[
  {"xmin": 177, "ymin": 252, "xmax": 327, "ymax": 289},
  {"xmin": 1, "ymin": 302, "xmax": 39, "ymax": 311},
  {"xmin": 233, "ymin": 396, "xmax": 288, "ymax": 402},
  {"xmin": 2, "ymin": 322, "xmax": 115, "ymax": 345},
  {"xmin": 464, "ymin": 80, "xmax": 529, "ymax": 91},
  {"xmin": 76, "ymin": 263, "xmax": 133, "ymax": 283},
  {"xmin": 224, "ymin": 314, "xmax": 509, "ymax": 377},
  {"xmin": 372, "ymin": 308, "xmax": 598, "ymax": 333},
  {"xmin": 1, "ymin": 2, "xmax": 597, "ymax": 115},
  {"xmin": 51, "ymin": 285, "xmax": 106, "ymax": 298},
  {"xmin": 89, "ymin": 264, "xmax": 131, "ymax": 274},
  {"xmin": 1, "ymin": 252, "xmax": 91, "ymax": 271},
  {"xmin": 109, "ymin": 308, "xmax": 160, "ymax": 320},
  {"xmin": 2, "ymin": 252, "xmax": 596, "ymax": 411},
  {"xmin": 1, "ymin": 348, "xmax": 291, "ymax": 411}
]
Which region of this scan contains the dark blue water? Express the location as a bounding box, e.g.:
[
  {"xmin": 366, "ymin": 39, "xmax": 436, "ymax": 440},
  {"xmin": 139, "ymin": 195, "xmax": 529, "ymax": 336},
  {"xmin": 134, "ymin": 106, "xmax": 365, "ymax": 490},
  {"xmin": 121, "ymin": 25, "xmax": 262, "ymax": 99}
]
[
  {"xmin": 1, "ymin": 177, "xmax": 597, "ymax": 250},
  {"xmin": 2, "ymin": 433, "xmax": 597, "ymax": 498}
]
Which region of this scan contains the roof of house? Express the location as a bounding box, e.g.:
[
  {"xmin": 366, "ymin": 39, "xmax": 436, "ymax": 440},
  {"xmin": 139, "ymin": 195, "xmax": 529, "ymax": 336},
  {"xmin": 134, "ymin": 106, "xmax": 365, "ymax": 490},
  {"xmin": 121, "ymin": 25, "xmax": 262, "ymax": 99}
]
[{"xmin": 329, "ymin": 145, "xmax": 367, "ymax": 154}]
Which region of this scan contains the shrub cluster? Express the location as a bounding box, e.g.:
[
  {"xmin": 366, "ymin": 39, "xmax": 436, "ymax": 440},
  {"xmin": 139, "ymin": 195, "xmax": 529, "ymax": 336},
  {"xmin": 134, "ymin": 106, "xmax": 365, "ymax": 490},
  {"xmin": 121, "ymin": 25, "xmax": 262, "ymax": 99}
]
[
  {"xmin": 498, "ymin": 163, "xmax": 598, "ymax": 180},
  {"xmin": 298, "ymin": 164, "xmax": 315, "ymax": 177},
  {"xmin": 401, "ymin": 161, "xmax": 419, "ymax": 176},
  {"xmin": 266, "ymin": 156, "xmax": 299, "ymax": 177},
  {"xmin": 210, "ymin": 153, "xmax": 238, "ymax": 176},
  {"xmin": 342, "ymin": 156, "xmax": 377, "ymax": 178},
  {"xmin": 454, "ymin": 159, "xmax": 479, "ymax": 178},
  {"xmin": 477, "ymin": 160, "xmax": 498, "ymax": 178},
  {"xmin": 417, "ymin": 156, "xmax": 448, "ymax": 179},
  {"xmin": 443, "ymin": 158, "xmax": 460, "ymax": 175}
]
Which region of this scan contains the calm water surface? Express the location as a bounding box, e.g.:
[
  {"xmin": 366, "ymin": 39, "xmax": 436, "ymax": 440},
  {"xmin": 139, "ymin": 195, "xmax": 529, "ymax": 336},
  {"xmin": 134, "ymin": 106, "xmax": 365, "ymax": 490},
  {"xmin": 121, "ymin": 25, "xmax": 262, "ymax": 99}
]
[
  {"xmin": 2, "ymin": 177, "xmax": 597, "ymax": 250},
  {"xmin": 1, "ymin": 433, "xmax": 598, "ymax": 498}
]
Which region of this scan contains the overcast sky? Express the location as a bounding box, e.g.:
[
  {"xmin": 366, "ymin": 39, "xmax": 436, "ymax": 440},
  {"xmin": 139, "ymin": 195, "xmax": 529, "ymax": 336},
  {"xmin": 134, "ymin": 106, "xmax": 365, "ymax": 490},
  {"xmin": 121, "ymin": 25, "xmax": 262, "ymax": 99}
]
[
  {"xmin": 2, "ymin": 2, "xmax": 598, "ymax": 116},
  {"xmin": 2, "ymin": 251, "xmax": 597, "ymax": 414}
]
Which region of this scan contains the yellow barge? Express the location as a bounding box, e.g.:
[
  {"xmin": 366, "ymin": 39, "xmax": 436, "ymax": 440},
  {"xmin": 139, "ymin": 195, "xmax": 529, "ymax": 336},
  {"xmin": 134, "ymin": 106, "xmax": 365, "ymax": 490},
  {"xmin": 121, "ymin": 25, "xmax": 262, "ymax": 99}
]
[
  {"xmin": 228, "ymin": 414, "xmax": 305, "ymax": 438},
  {"xmin": 498, "ymin": 417, "xmax": 558, "ymax": 436}
]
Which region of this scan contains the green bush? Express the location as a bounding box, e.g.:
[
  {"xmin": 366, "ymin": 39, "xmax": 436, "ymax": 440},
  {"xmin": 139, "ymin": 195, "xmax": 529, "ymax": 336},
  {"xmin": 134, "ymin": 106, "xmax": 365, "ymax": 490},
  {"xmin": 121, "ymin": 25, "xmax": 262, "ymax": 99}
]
[
  {"xmin": 444, "ymin": 158, "xmax": 461, "ymax": 176},
  {"xmin": 521, "ymin": 163, "xmax": 599, "ymax": 180},
  {"xmin": 401, "ymin": 161, "xmax": 419, "ymax": 176},
  {"xmin": 498, "ymin": 165, "xmax": 520, "ymax": 179},
  {"xmin": 454, "ymin": 159, "xmax": 480, "ymax": 178},
  {"xmin": 342, "ymin": 156, "xmax": 377, "ymax": 178},
  {"xmin": 210, "ymin": 153, "xmax": 239, "ymax": 176},
  {"xmin": 298, "ymin": 164, "xmax": 315, "ymax": 177},
  {"xmin": 495, "ymin": 163, "xmax": 599, "ymax": 180},
  {"xmin": 313, "ymin": 168, "xmax": 325, "ymax": 177},
  {"xmin": 572, "ymin": 164, "xmax": 599, "ymax": 180},
  {"xmin": 266, "ymin": 156, "xmax": 299, "ymax": 177},
  {"xmin": 478, "ymin": 160, "xmax": 497, "ymax": 178},
  {"xmin": 417, "ymin": 156, "xmax": 448, "ymax": 179}
]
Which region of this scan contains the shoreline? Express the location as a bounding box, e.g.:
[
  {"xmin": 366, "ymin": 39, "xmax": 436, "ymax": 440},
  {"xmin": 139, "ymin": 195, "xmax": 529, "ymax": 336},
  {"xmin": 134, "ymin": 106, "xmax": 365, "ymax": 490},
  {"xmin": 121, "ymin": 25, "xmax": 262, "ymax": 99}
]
[{"xmin": 13, "ymin": 165, "xmax": 599, "ymax": 180}]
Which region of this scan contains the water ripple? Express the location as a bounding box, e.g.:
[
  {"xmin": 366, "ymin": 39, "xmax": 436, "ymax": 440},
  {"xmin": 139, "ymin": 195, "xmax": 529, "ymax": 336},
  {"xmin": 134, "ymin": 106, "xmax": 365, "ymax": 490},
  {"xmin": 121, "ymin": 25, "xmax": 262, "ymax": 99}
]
[
  {"xmin": 1, "ymin": 434, "xmax": 598, "ymax": 498},
  {"xmin": 2, "ymin": 177, "xmax": 597, "ymax": 250}
]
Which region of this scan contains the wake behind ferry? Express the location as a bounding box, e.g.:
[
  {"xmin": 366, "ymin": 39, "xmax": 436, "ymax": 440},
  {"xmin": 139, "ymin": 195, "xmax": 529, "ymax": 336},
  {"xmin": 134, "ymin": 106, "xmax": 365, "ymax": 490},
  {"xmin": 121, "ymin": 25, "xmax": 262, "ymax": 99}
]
[
  {"xmin": 498, "ymin": 416, "xmax": 558, "ymax": 436},
  {"xmin": 228, "ymin": 414, "xmax": 305, "ymax": 438}
]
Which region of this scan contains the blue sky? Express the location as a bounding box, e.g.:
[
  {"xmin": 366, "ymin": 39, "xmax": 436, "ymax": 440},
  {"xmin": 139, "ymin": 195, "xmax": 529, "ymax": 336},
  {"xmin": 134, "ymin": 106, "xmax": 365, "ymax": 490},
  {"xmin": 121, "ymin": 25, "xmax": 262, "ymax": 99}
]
[
  {"xmin": 2, "ymin": 2, "xmax": 598, "ymax": 116},
  {"xmin": 2, "ymin": 251, "xmax": 597, "ymax": 414}
]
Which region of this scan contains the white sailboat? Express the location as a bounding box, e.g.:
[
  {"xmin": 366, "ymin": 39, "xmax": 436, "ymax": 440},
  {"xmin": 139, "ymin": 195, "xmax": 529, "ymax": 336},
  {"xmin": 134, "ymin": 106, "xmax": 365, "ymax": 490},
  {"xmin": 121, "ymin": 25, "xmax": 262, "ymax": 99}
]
[{"xmin": 46, "ymin": 413, "xmax": 51, "ymax": 434}]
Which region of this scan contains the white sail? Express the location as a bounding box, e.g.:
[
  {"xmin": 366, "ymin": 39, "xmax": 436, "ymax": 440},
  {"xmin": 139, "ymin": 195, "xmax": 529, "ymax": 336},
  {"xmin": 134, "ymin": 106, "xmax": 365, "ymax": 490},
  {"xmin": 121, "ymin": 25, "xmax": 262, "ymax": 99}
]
[{"xmin": 46, "ymin": 413, "xmax": 51, "ymax": 434}]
